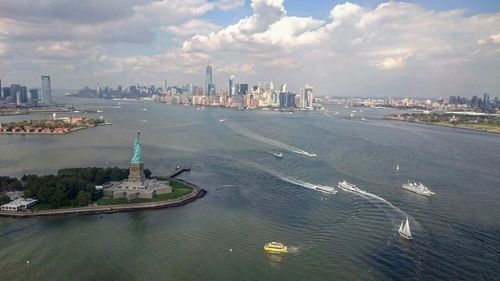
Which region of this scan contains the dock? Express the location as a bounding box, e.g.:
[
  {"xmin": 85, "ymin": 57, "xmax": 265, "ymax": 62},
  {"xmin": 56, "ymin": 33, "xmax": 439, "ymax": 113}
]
[{"xmin": 168, "ymin": 166, "xmax": 191, "ymax": 178}]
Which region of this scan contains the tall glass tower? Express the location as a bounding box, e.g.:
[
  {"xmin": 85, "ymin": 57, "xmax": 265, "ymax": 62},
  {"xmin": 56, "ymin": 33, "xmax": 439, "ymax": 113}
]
[
  {"xmin": 229, "ymin": 75, "xmax": 235, "ymax": 97},
  {"xmin": 41, "ymin": 75, "xmax": 52, "ymax": 105},
  {"xmin": 205, "ymin": 63, "xmax": 213, "ymax": 96}
]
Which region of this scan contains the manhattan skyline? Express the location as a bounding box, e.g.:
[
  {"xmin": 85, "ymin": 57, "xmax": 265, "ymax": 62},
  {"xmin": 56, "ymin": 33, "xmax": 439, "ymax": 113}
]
[{"xmin": 0, "ymin": 0, "xmax": 499, "ymax": 97}]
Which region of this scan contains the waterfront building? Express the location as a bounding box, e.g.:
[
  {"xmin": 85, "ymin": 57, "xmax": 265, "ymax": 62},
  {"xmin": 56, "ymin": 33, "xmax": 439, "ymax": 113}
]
[
  {"xmin": 41, "ymin": 75, "xmax": 52, "ymax": 105},
  {"xmin": 0, "ymin": 79, "xmax": 2, "ymax": 99},
  {"xmin": 1, "ymin": 198, "xmax": 38, "ymax": 211},
  {"xmin": 103, "ymin": 132, "xmax": 172, "ymax": 200}
]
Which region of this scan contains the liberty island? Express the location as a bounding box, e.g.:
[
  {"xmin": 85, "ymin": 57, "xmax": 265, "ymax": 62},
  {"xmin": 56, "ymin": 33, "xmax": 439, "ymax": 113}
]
[{"xmin": 0, "ymin": 131, "xmax": 205, "ymax": 218}]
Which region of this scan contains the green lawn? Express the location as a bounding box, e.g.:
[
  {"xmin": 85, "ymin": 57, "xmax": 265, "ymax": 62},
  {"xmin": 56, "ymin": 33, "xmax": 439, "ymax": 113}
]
[{"xmin": 95, "ymin": 180, "xmax": 193, "ymax": 206}]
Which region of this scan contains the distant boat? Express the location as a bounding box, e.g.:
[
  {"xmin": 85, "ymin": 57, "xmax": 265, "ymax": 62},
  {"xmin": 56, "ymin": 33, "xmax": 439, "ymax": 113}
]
[
  {"xmin": 96, "ymin": 110, "xmax": 104, "ymax": 113},
  {"xmin": 273, "ymin": 152, "xmax": 284, "ymax": 159},
  {"xmin": 143, "ymin": 108, "xmax": 148, "ymax": 111},
  {"xmin": 350, "ymin": 113, "xmax": 354, "ymax": 118},
  {"xmin": 219, "ymin": 119, "xmax": 226, "ymax": 122},
  {"xmin": 398, "ymin": 217, "xmax": 412, "ymax": 240},
  {"xmin": 338, "ymin": 180, "xmax": 359, "ymax": 192},
  {"xmin": 309, "ymin": 153, "xmax": 318, "ymax": 158},
  {"xmin": 396, "ymin": 164, "xmax": 400, "ymax": 171},
  {"xmin": 402, "ymin": 180, "xmax": 434, "ymax": 196},
  {"xmin": 361, "ymin": 117, "xmax": 367, "ymax": 121}
]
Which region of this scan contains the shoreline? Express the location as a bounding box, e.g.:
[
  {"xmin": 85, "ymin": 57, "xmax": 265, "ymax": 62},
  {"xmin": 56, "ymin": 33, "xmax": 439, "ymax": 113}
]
[
  {"xmin": 0, "ymin": 122, "xmax": 112, "ymax": 136},
  {"xmin": 0, "ymin": 180, "xmax": 205, "ymax": 218},
  {"xmin": 383, "ymin": 117, "xmax": 500, "ymax": 135}
]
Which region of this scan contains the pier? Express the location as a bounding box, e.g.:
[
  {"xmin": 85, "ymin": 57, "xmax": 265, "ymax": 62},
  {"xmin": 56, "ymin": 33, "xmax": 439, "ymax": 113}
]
[{"xmin": 167, "ymin": 166, "xmax": 191, "ymax": 178}]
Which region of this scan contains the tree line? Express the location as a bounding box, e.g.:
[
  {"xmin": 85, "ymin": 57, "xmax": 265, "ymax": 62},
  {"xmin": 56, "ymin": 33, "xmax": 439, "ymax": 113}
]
[{"xmin": 0, "ymin": 167, "xmax": 152, "ymax": 209}]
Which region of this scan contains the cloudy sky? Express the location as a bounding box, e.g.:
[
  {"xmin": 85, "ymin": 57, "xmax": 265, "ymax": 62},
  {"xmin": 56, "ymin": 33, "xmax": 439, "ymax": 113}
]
[{"xmin": 0, "ymin": 0, "xmax": 499, "ymax": 97}]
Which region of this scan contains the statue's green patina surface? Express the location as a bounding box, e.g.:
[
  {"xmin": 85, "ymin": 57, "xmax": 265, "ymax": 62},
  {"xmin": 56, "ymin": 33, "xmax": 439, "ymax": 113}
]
[{"xmin": 131, "ymin": 131, "xmax": 142, "ymax": 164}]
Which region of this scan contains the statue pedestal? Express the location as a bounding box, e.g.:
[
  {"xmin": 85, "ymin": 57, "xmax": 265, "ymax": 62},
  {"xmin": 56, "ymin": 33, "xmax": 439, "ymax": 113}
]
[{"xmin": 128, "ymin": 162, "xmax": 146, "ymax": 184}]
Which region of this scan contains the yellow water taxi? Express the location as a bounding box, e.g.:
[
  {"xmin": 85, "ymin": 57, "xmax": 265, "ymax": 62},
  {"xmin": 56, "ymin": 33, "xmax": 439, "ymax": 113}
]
[{"xmin": 264, "ymin": 242, "xmax": 288, "ymax": 253}]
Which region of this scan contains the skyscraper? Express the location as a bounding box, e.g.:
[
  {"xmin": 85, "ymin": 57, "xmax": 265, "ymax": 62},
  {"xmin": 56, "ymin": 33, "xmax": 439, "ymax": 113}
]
[
  {"xmin": 229, "ymin": 75, "xmax": 235, "ymax": 98},
  {"xmin": 0, "ymin": 79, "xmax": 2, "ymax": 99},
  {"xmin": 483, "ymin": 92, "xmax": 490, "ymax": 112},
  {"xmin": 10, "ymin": 84, "xmax": 21, "ymax": 104},
  {"xmin": 164, "ymin": 80, "xmax": 168, "ymax": 94},
  {"xmin": 205, "ymin": 63, "xmax": 213, "ymax": 96},
  {"xmin": 304, "ymin": 85, "xmax": 314, "ymax": 109},
  {"xmin": 240, "ymin": 84, "xmax": 249, "ymax": 95},
  {"xmin": 41, "ymin": 75, "xmax": 52, "ymax": 105}
]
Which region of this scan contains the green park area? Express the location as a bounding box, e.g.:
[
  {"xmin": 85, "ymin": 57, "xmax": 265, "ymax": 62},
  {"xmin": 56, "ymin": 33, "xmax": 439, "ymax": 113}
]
[{"xmin": 384, "ymin": 113, "xmax": 500, "ymax": 134}]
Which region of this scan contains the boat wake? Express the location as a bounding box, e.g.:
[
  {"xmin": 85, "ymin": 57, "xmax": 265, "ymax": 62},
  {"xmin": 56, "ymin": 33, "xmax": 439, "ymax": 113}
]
[
  {"xmin": 240, "ymin": 159, "xmax": 337, "ymax": 195},
  {"xmin": 223, "ymin": 122, "xmax": 317, "ymax": 157},
  {"xmin": 275, "ymin": 174, "xmax": 337, "ymax": 195},
  {"xmin": 340, "ymin": 184, "xmax": 424, "ymax": 230}
]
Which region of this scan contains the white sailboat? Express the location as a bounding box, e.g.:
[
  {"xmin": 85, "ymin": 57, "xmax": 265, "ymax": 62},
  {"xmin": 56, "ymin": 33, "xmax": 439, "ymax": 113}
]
[
  {"xmin": 396, "ymin": 164, "xmax": 400, "ymax": 172},
  {"xmin": 398, "ymin": 217, "xmax": 412, "ymax": 240}
]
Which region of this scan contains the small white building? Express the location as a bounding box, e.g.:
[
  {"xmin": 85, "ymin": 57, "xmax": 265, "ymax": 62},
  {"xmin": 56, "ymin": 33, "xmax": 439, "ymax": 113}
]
[{"xmin": 1, "ymin": 198, "xmax": 38, "ymax": 211}]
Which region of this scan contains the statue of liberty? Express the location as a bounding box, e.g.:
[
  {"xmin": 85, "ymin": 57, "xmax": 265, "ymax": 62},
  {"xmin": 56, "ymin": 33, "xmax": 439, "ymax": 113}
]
[{"xmin": 131, "ymin": 131, "xmax": 142, "ymax": 164}]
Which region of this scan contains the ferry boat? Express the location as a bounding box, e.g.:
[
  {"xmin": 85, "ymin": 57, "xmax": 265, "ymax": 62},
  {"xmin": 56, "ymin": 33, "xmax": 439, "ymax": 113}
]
[
  {"xmin": 264, "ymin": 242, "xmax": 288, "ymax": 253},
  {"xmin": 337, "ymin": 180, "xmax": 359, "ymax": 192},
  {"xmin": 273, "ymin": 152, "xmax": 284, "ymax": 159},
  {"xmin": 398, "ymin": 217, "xmax": 413, "ymax": 240},
  {"xmin": 402, "ymin": 180, "xmax": 434, "ymax": 196}
]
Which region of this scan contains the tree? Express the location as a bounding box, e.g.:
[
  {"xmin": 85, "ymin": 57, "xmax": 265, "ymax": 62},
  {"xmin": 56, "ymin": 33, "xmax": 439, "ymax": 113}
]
[
  {"xmin": 0, "ymin": 193, "xmax": 10, "ymax": 205},
  {"xmin": 75, "ymin": 190, "xmax": 91, "ymax": 206}
]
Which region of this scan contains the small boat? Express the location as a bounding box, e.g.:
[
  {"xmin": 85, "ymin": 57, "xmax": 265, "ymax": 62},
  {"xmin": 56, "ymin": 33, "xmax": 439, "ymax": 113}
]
[
  {"xmin": 143, "ymin": 108, "xmax": 148, "ymax": 111},
  {"xmin": 273, "ymin": 152, "xmax": 284, "ymax": 159},
  {"xmin": 361, "ymin": 117, "xmax": 367, "ymax": 121},
  {"xmin": 309, "ymin": 153, "xmax": 318, "ymax": 158},
  {"xmin": 264, "ymin": 242, "xmax": 288, "ymax": 253},
  {"xmin": 96, "ymin": 110, "xmax": 104, "ymax": 113},
  {"xmin": 219, "ymin": 119, "xmax": 226, "ymax": 122},
  {"xmin": 396, "ymin": 164, "xmax": 400, "ymax": 171},
  {"xmin": 337, "ymin": 180, "xmax": 359, "ymax": 192},
  {"xmin": 398, "ymin": 217, "xmax": 412, "ymax": 240}
]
